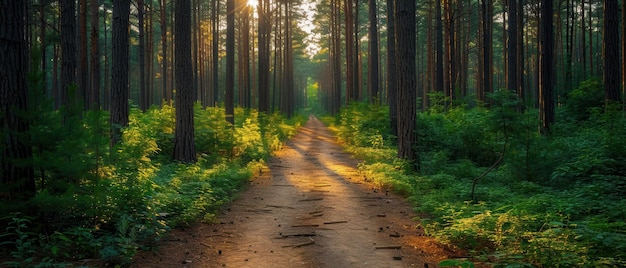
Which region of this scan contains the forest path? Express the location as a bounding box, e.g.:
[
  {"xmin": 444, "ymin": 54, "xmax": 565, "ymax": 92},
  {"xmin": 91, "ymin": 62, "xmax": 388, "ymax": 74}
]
[{"xmin": 132, "ymin": 116, "xmax": 459, "ymax": 267}]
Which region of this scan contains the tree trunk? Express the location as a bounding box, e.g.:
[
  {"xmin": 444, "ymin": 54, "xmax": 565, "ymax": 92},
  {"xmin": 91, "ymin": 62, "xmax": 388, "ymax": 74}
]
[
  {"xmin": 0, "ymin": 0, "xmax": 36, "ymax": 198},
  {"xmin": 395, "ymin": 0, "xmax": 418, "ymax": 168},
  {"xmin": 282, "ymin": 1, "xmax": 294, "ymax": 117},
  {"xmin": 603, "ymin": 0, "xmax": 621, "ymax": 103},
  {"xmin": 110, "ymin": 0, "xmax": 130, "ymax": 146},
  {"xmin": 481, "ymin": 0, "xmax": 493, "ymax": 103},
  {"xmin": 173, "ymin": 0, "xmax": 197, "ymax": 162},
  {"xmin": 508, "ymin": 0, "xmax": 518, "ymax": 95},
  {"xmin": 160, "ymin": 0, "xmax": 169, "ymax": 104},
  {"xmin": 40, "ymin": 0, "xmax": 47, "ymax": 95},
  {"xmin": 225, "ymin": 0, "xmax": 235, "ymax": 124},
  {"xmin": 345, "ymin": 0, "xmax": 356, "ymax": 103},
  {"xmin": 60, "ymin": 0, "xmax": 77, "ymax": 109},
  {"xmin": 258, "ymin": 0, "xmax": 270, "ymax": 113},
  {"xmin": 387, "ymin": 0, "xmax": 397, "ymax": 137},
  {"xmin": 368, "ymin": 0, "xmax": 379, "ymax": 103},
  {"xmin": 540, "ymin": 0, "xmax": 554, "ymax": 133},
  {"xmin": 139, "ymin": 0, "xmax": 147, "ymax": 111},
  {"xmin": 79, "ymin": 0, "xmax": 88, "ymax": 110},
  {"xmin": 435, "ymin": 0, "xmax": 444, "ymax": 94},
  {"xmin": 90, "ymin": 0, "xmax": 100, "ymax": 109},
  {"xmin": 212, "ymin": 0, "xmax": 220, "ymax": 106}
]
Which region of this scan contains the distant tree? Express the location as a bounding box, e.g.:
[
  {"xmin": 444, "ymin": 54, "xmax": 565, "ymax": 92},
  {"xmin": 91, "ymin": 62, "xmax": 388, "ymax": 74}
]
[
  {"xmin": 330, "ymin": 0, "xmax": 342, "ymax": 114},
  {"xmin": 225, "ymin": 0, "xmax": 235, "ymax": 124},
  {"xmin": 211, "ymin": 0, "xmax": 220, "ymax": 106},
  {"xmin": 345, "ymin": 0, "xmax": 358, "ymax": 103},
  {"xmin": 507, "ymin": 0, "xmax": 518, "ymax": 95},
  {"xmin": 160, "ymin": 0, "xmax": 170, "ymax": 104},
  {"xmin": 480, "ymin": 0, "xmax": 493, "ymax": 103},
  {"xmin": 79, "ymin": 0, "xmax": 88, "ymax": 110},
  {"xmin": 90, "ymin": 0, "xmax": 100, "ymax": 109},
  {"xmin": 138, "ymin": 0, "xmax": 148, "ymax": 111},
  {"xmin": 60, "ymin": 0, "xmax": 77, "ymax": 109},
  {"xmin": 239, "ymin": 2, "xmax": 252, "ymax": 108},
  {"xmin": 395, "ymin": 0, "xmax": 417, "ymax": 167},
  {"xmin": 367, "ymin": 0, "xmax": 379, "ymax": 103},
  {"xmin": 258, "ymin": 0, "xmax": 271, "ymax": 113},
  {"xmin": 435, "ymin": 0, "xmax": 443, "ymax": 94},
  {"xmin": 539, "ymin": 0, "xmax": 554, "ymax": 133},
  {"xmin": 387, "ymin": 0, "xmax": 397, "ymax": 136},
  {"xmin": 110, "ymin": 0, "xmax": 130, "ymax": 146},
  {"xmin": 173, "ymin": 0, "xmax": 197, "ymax": 162},
  {"xmin": 603, "ymin": 0, "xmax": 621, "ymax": 103},
  {"xmin": 281, "ymin": 0, "xmax": 295, "ymax": 117},
  {"xmin": 1, "ymin": 0, "xmax": 36, "ymax": 198}
]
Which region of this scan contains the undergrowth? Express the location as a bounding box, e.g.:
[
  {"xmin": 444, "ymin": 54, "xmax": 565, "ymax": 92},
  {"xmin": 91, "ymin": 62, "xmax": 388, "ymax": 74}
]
[
  {"xmin": 326, "ymin": 87, "xmax": 626, "ymax": 267},
  {"xmin": 1, "ymin": 94, "xmax": 303, "ymax": 267}
]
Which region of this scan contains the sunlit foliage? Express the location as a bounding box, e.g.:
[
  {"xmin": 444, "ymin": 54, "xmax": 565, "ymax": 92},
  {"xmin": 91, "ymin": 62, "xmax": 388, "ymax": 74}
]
[
  {"xmin": 327, "ymin": 90, "xmax": 626, "ymax": 266},
  {"xmin": 1, "ymin": 96, "xmax": 303, "ymax": 266}
]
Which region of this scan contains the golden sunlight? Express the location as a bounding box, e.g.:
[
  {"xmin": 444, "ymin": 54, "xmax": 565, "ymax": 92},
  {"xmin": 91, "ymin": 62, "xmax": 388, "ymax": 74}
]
[{"xmin": 247, "ymin": 0, "xmax": 258, "ymax": 8}]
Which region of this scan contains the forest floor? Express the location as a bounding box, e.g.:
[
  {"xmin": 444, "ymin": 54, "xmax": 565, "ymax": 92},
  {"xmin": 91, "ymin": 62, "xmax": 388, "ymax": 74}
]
[{"xmin": 131, "ymin": 116, "xmax": 469, "ymax": 268}]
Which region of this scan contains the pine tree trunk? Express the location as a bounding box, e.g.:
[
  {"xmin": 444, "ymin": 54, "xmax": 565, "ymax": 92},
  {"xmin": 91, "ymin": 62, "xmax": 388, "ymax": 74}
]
[
  {"xmin": 90, "ymin": 0, "xmax": 100, "ymax": 109},
  {"xmin": 225, "ymin": 0, "xmax": 235, "ymax": 124},
  {"xmin": 1, "ymin": 0, "xmax": 36, "ymax": 198},
  {"xmin": 604, "ymin": 0, "xmax": 621, "ymax": 103},
  {"xmin": 395, "ymin": 0, "xmax": 418, "ymax": 167},
  {"xmin": 540, "ymin": 0, "xmax": 554, "ymax": 133},
  {"xmin": 79, "ymin": 0, "xmax": 88, "ymax": 110},
  {"xmin": 160, "ymin": 0, "xmax": 169, "ymax": 104},
  {"xmin": 258, "ymin": 0, "xmax": 270, "ymax": 113},
  {"xmin": 387, "ymin": 0, "xmax": 397, "ymax": 136},
  {"xmin": 173, "ymin": 0, "xmax": 197, "ymax": 163},
  {"xmin": 60, "ymin": 0, "xmax": 76, "ymax": 109},
  {"xmin": 345, "ymin": 0, "xmax": 355, "ymax": 103},
  {"xmin": 110, "ymin": 0, "xmax": 130, "ymax": 146},
  {"xmin": 368, "ymin": 0, "xmax": 379, "ymax": 103},
  {"xmin": 508, "ymin": 0, "xmax": 518, "ymax": 94},
  {"xmin": 138, "ymin": 0, "xmax": 147, "ymax": 111},
  {"xmin": 435, "ymin": 0, "xmax": 444, "ymax": 94}
]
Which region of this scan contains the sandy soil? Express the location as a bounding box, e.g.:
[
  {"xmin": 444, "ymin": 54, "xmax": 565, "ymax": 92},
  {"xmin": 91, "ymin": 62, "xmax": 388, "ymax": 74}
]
[{"xmin": 131, "ymin": 116, "xmax": 467, "ymax": 268}]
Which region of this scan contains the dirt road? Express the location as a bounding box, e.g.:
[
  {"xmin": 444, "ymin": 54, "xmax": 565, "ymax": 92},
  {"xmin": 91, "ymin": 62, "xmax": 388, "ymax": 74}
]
[{"xmin": 132, "ymin": 116, "xmax": 460, "ymax": 267}]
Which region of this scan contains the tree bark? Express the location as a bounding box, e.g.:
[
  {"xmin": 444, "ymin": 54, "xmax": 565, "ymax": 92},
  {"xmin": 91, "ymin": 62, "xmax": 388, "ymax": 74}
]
[
  {"xmin": 540, "ymin": 0, "xmax": 554, "ymax": 133},
  {"xmin": 0, "ymin": 0, "xmax": 36, "ymax": 198},
  {"xmin": 90, "ymin": 0, "xmax": 100, "ymax": 109},
  {"xmin": 387, "ymin": 0, "xmax": 397, "ymax": 137},
  {"xmin": 258, "ymin": 0, "xmax": 270, "ymax": 113},
  {"xmin": 481, "ymin": 0, "xmax": 493, "ymax": 103},
  {"xmin": 79, "ymin": 0, "xmax": 88, "ymax": 110},
  {"xmin": 160, "ymin": 0, "xmax": 169, "ymax": 104},
  {"xmin": 435, "ymin": 0, "xmax": 444, "ymax": 94},
  {"xmin": 604, "ymin": 0, "xmax": 621, "ymax": 103},
  {"xmin": 368, "ymin": 0, "xmax": 379, "ymax": 103},
  {"xmin": 345, "ymin": 0, "xmax": 356, "ymax": 103},
  {"xmin": 395, "ymin": 0, "xmax": 417, "ymax": 168},
  {"xmin": 507, "ymin": 0, "xmax": 518, "ymax": 95},
  {"xmin": 110, "ymin": 0, "xmax": 130, "ymax": 146},
  {"xmin": 138, "ymin": 0, "xmax": 148, "ymax": 111},
  {"xmin": 60, "ymin": 0, "xmax": 77, "ymax": 109},
  {"xmin": 173, "ymin": 0, "xmax": 197, "ymax": 162},
  {"xmin": 225, "ymin": 0, "xmax": 235, "ymax": 124}
]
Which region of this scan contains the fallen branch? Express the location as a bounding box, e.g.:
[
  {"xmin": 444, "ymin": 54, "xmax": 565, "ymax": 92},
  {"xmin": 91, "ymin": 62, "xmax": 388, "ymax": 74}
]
[
  {"xmin": 375, "ymin": 245, "xmax": 402, "ymax": 249},
  {"xmin": 323, "ymin": 220, "xmax": 348, "ymax": 225},
  {"xmin": 283, "ymin": 237, "xmax": 315, "ymax": 248},
  {"xmin": 291, "ymin": 224, "xmax": 319, "ymax": 227},
  {"xmin": 278, "ymin": 233, "xmax": 317, "ymax": 238},
  {"xmin": 266, "ymin": 205, "xmax": 295, "ymax": 209},
  {"xmin": 299, "ymin": 198, "xmax": 323, "ymax": 202}
]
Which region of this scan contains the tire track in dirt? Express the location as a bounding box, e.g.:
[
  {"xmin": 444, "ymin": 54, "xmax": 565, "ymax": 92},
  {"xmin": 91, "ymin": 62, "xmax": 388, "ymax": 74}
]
[{"xmin": 132, "ymin": 116, "xmax": 461, "ymax": 267}]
